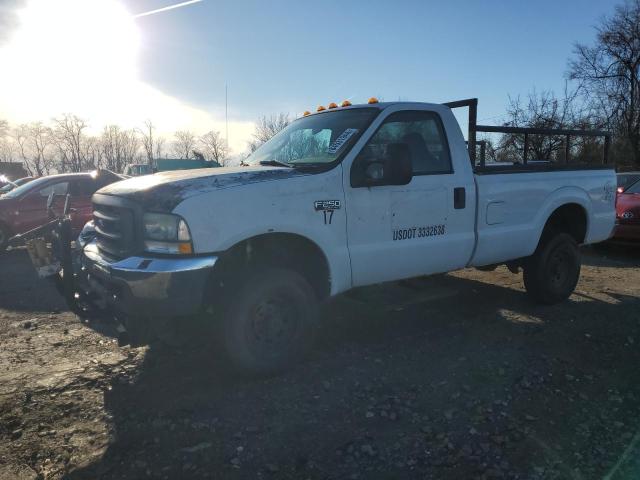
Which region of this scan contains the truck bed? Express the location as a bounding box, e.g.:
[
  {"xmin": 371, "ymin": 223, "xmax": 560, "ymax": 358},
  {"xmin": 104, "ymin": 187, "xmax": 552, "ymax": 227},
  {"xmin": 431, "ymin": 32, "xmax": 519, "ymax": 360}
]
[{"xmin": 470, "ymin": 168, "xmax": 616, "ymax": 267}]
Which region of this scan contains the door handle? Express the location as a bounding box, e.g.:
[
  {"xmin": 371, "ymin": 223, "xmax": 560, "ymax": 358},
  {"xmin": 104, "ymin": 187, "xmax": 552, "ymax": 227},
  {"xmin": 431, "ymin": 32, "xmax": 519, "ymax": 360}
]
[{"xmin": 454, "ymin": 187, "xmax": 466, "ymax": 209}]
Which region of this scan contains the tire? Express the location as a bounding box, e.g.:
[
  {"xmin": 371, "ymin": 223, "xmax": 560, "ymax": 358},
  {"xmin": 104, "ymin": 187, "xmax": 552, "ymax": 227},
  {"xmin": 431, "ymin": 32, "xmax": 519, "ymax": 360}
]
[
  {"xmin": 523, "ymin": 232, "xmax": 581, "ymax": 305},
  {"xmin": 220, "ymin": 267, "xmax": 318, "ymax": 375}
]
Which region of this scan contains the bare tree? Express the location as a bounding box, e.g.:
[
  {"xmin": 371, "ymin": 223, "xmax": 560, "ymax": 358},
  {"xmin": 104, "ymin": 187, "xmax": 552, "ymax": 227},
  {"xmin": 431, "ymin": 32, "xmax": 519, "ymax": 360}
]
[
  {"xmin": 83, "ymin": 135, "xmax": 103, "ymax": 171},
  {"xmin": 172, "ymin": 130, "xmax": 196, "ymax": 159},
  {"xmin": 101, "ymin": 125, "xmax": 140, "ymax": 173},
  {"xmin": 101, "ymin": 125, "xmax": 121, "ymax": 171},
  {"xmin": 139, "ymin": 119, "xmax": 157, "ymax": 166},
  {"xmin": 12, "ymin": 124, "xmax": 29, "ymax": 171},
  {"xmin": 248, "ymin": 113, "xmax": 290, "ymax": 152},
  {"xmin": 0, "ymin": 119, "xmax": 14, "ymax": 163},
  {"xmin": 199, "ymin": 130, "xmax": 229, "ymax": 165},
  {"xmin": 52, "ymin": 114, "xmax": 88, "ymax": 172},
  {"xmin": 497, "ymin": 88, "xmax": 584, "ymax": 162},
  {"xmin": 121, "ymin": 129, "xmax": 140, "ymax": 168},
  {"xmin": 26, "ymin": 122, "xmax": 54, "ymax": 176},
  {"xmin": 569, "ymin": 0, "xmax": 640, "ymax": 166},
  {"xmin": 155, "ymin": 137, "xmax": 166, "ymax": 160}
]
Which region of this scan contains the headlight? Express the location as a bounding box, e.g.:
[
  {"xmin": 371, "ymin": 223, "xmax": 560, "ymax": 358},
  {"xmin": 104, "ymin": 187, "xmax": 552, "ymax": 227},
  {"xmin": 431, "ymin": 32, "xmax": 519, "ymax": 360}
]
[{"xmin": 142, "ymin": 212, "xmax": 193, "ymax": 254}]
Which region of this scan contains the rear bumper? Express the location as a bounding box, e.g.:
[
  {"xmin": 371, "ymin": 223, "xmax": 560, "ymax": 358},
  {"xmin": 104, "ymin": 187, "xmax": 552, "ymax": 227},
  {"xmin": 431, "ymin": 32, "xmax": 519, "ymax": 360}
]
[{"xmin": 80, "ymin": 240, "xmax": 217, "ymax": 318}]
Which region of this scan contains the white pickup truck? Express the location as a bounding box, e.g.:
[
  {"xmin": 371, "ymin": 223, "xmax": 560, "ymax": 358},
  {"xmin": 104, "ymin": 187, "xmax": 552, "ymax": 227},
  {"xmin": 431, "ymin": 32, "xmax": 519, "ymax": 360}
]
[{"xmin": 78, "ymin": 98, "xmax": 616, "ymax": 374}]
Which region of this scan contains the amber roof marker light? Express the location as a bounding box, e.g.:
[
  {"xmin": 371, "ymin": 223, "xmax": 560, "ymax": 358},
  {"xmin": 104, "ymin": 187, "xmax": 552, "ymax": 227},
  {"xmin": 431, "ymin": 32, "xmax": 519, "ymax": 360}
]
[
  {"xmin": 328, "ymin": 102, "xmax": 338, "ymax": 109},
  {"xmin": 303, "ymin": 111, "xmax": 311, "ymax": 116},
  {"xmin": 317, "ymin": 105, "xmax": 326, "ymax": 112},
  {"xmin": 341, "ymin": 100, "xmax": 352, "ymax": 107},
  {"xmin": 368, "ymin": 97, "xmax": 379, "ymax": 104}
]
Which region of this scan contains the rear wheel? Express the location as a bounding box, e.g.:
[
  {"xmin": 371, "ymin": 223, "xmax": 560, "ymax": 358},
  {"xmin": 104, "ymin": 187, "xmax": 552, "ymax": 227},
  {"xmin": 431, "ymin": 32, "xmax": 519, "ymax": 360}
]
[
  {"xmin": 523, "ymin": 233, "xmax": 581, "ymax": 305},
  {"xmin": 219, "ymin": 267, "xmax": 318, "ymax": 375}
]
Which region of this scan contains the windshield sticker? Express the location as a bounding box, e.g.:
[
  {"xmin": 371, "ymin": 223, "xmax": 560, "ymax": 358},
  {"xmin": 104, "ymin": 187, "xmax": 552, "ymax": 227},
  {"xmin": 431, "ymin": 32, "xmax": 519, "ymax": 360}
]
[{"xmin": 326, "ymin": 128, "xmax": 359, "ymax": 155}]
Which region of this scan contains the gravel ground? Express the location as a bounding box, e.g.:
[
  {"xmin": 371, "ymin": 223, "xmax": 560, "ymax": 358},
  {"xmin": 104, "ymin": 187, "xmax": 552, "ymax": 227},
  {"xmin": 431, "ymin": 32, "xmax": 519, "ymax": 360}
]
[{"xmin": 1, "ymin": 245, "xmax": 639, "ymax": 480}]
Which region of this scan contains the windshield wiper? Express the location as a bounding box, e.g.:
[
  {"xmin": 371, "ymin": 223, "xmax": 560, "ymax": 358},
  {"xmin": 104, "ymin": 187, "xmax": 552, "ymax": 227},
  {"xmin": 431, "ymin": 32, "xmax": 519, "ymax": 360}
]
[{"xmin": 259, "ymin": 160, "xmax": 293, "ymax": 168}]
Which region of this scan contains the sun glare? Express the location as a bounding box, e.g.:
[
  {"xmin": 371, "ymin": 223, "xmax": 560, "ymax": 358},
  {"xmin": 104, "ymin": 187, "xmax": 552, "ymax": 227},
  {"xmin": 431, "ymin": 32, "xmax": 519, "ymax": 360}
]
[
  {"xmin": 0, "ymin": 0, "xmax": 252, "ymax": 153},
  {"xmin": 0, "ymin": 0, "xmax": 140, "ymax": 121}
]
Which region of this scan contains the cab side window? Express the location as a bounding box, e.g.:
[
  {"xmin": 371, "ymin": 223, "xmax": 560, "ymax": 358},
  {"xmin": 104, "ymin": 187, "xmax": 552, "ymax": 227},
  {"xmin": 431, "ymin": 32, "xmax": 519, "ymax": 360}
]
[{"xmin": 358, "ymin": 111, "xmax": 452, "ymax": 175}]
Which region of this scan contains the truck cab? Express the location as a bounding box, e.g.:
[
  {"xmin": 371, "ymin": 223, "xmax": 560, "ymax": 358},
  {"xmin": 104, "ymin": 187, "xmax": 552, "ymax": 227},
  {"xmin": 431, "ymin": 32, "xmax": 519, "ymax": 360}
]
[{"xmin": 77, "ymin": 99, "xmax": 616, "ymax": 374}]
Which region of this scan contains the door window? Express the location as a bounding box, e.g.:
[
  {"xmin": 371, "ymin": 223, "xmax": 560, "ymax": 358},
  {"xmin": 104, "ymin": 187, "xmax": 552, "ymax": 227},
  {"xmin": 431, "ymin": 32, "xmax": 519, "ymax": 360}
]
[
  {"xmin": 356, "ymin": 111, "xmax": 452, "ymax": 175},
  {"xmin": 69, "ymin": 177, "xmax": 97, "ymax": 196},
  {"xmin": 38, "ymin": 181, "xmax": 68, "ymax": 197}
]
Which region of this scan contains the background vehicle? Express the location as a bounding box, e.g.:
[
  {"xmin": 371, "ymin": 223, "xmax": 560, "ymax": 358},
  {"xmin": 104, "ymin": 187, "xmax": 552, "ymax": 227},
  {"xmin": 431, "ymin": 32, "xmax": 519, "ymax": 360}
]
[
  {"xmin": 612, "ymin": 178, "xmax": 640, "ymax": 243},
  {"xmin": 0, "ymin": 170, "xmax": 122, "ymax": 252},
  {"xmin": 0, "ymin": 176, "xmax": 34, "ymax": 196},
  {"xmin": 123, "ymin": 164, "xmax": 154, "ymax": 177},
  {"xmin": 58, "ymin": 99, "xmax": 616, "ymax": 374},
  {"xmin": 155, "ymin": 158, "xmax": 220, "ymax": 172},
  {"xmin": 616, "ymin": 172, "xmax": 640, "ymax": 192},
  {"xmin": 123, "ymin": 159, "xmax": 221, "ymax": 177}
]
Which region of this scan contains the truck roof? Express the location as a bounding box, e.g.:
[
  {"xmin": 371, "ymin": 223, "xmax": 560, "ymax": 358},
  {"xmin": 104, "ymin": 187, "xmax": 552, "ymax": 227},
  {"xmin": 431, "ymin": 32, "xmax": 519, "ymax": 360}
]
[{"xmin": 302, "ymin": 100, "xmax": 446, "ymax": 118}]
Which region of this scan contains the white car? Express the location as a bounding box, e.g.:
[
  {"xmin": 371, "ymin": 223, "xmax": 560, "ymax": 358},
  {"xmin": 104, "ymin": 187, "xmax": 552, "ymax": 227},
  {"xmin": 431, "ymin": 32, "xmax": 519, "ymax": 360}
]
[{"xmin": 79, "ymin": 98, "xmax": 616, "ymax": 374}]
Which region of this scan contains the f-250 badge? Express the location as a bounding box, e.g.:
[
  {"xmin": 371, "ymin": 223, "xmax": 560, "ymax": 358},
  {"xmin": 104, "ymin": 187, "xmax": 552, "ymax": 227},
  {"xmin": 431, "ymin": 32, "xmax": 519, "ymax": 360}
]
[{"xmin": 314, "ymin": 200, "xmax": 341, "ymax": 225}]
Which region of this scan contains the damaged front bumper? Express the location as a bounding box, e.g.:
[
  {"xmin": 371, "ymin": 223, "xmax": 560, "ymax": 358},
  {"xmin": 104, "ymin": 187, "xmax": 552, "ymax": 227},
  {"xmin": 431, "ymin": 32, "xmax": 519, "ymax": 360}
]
[{"xmin": 79, "ymin": 239, "xmax": 217, "ymax": 319}]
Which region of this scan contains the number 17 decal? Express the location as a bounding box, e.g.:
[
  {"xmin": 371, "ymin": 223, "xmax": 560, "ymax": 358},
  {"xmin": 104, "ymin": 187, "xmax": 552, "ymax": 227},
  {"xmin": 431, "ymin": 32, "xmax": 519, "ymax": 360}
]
[{"xmin": 314, "ymin": 200, "xmax": 341, "ymax": 225}]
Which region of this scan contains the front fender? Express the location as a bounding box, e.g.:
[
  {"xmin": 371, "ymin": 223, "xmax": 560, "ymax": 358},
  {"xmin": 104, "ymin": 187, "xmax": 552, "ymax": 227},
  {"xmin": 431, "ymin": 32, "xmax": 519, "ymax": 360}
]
[{"xmin": 172, "ymin": 167, "xmax": 352, "ymax": 295}]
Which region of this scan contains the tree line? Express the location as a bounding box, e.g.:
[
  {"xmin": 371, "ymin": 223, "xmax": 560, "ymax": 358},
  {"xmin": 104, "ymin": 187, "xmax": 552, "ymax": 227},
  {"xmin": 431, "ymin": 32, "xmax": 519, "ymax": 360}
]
[
  {"xmin": 481, "ymin": 0, "xmax": 640, "ymax": 168},
  {"xmin": 0, "ymin": 116, "xmax": 231, "ymax": 176}
]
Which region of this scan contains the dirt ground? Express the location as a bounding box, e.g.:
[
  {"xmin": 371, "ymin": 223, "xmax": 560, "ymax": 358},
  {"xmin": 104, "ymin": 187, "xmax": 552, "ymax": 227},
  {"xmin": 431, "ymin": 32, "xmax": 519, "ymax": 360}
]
[{"xmin": 1, "ymin": 245, "xmax": 639, "ymax": 480}]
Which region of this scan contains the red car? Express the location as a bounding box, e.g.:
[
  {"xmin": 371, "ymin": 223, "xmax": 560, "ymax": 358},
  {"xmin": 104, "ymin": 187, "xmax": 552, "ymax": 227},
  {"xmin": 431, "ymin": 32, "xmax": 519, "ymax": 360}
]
[
  {"xmin": 0, "ymin": 171, "xmax": 123, "ymax": 252},
  {"xmin": 613, "ymin": 178, "xmax": 640, "ymax": 244}
]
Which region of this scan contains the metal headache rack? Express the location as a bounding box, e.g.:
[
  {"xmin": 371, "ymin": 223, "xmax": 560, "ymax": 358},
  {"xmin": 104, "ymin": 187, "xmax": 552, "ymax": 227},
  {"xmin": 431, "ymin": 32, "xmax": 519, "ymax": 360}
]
[{"xmin": 443, "ymin": 98, "xmax": 612, "ymax": 170}]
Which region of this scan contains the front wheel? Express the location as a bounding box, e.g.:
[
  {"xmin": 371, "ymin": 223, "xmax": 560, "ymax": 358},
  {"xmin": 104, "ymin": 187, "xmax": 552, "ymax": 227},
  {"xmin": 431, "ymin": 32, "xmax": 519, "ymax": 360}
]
[
  {"xmin": 219, "ymin": 267, "xmax": 318, "ymax": 375},
  {"xmin": 523, "ymin": 233, "xmax": 581, "ymax": 305}
]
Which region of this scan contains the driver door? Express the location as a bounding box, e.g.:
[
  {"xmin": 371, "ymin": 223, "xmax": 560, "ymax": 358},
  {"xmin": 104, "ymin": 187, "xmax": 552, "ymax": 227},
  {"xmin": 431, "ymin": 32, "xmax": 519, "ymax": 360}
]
[
  {"xmin": 67, "ymin": 176, "xmax": 99, "ymax": 232},
  {"xmin": 14, "ymin": 181, "xmax": 68, "ymax": 234},
  {"xmin": 344, "ymin": 109, "xmax": 475, "ymax": 286}
]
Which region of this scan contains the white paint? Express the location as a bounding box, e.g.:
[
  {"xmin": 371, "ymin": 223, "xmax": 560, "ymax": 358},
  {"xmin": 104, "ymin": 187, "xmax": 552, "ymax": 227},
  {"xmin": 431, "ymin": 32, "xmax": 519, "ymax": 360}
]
[{"xmin": 167, "ymin": 102, "xmax": 615, "ymax": 296}]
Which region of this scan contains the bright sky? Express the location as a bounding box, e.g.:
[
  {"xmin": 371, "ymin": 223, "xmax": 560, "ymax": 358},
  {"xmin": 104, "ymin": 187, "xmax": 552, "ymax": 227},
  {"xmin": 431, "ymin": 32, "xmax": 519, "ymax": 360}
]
[{"xmin": 0, "ymin": 0, "xmax": 618, "ymax": 154}]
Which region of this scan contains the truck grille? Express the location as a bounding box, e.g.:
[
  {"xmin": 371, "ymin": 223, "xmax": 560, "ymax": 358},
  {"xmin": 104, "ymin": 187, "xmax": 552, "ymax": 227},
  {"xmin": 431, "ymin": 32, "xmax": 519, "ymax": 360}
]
[{"xmin": 93, "ymin": 202, "xmax": 136, "ymax": 261}]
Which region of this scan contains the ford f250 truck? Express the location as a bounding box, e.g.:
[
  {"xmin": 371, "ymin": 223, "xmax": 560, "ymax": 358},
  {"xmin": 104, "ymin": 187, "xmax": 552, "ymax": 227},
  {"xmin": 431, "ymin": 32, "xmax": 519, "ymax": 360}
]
[{"xmin": 75, "ymin": 98, "xmax": 616, "ymax": 374}]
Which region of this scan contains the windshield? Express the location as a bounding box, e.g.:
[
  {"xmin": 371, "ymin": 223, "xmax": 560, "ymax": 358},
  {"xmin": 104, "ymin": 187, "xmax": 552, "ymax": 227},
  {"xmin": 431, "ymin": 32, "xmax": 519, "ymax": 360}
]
[
  {"xmin": 0, "ymin": 177, "xmax": 32, "ymax": 193},
  {"xmin": 618, "ymin": 173, "xmax": 640, "ymax": 189},
  {"xmin": 2, "ymin": 176, "xmax": 51, "ymax": 199},
  {"xmin": 626, "ymin": 179, "xmax": 640, "ymax": 194},
  {"xmin": 246, "ymin": 108, "xmax": 378, "ymax": 167}
]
